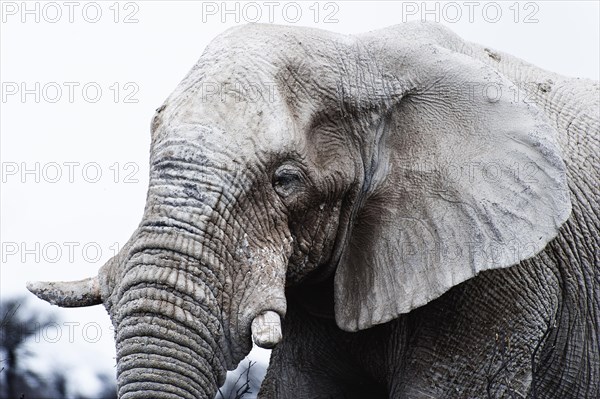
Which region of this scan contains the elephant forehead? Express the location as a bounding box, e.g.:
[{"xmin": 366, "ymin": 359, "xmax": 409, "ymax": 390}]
[
  {"xmin": 155, "ymin": 90, "xmax": 303, "ymax": 159},
  {"xmin": 167, "ymin": 24, "xmax": 392, "ymax": 117},
  {"xmin": 151, "ymin": 23, "xmax": 407, "ymax": 163}
]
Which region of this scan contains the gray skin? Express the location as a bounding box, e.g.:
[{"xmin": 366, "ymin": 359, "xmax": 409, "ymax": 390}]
[{"xmin": 27, "ymin": 23, "xmax": 598, "ymax": 399}]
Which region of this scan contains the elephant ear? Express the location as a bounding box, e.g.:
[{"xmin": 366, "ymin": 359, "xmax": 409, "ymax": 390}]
[{"xmin": 334, "ymin": 38, "xmax": 571, "ymax": 332}]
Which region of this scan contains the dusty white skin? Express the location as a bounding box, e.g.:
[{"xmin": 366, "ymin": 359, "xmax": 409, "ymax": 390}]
[{"xmin": 28, "ymin": 22, "xmax": 598, "ymax": 399}]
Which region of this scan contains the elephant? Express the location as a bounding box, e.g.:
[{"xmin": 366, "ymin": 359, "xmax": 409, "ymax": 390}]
[{"xmin": 27, "ymin": 22, "xmax": 598, "ymax": 399}]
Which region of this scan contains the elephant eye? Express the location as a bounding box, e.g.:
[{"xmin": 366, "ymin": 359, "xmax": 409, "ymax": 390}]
[{"xmin": 273, "ymin": 166, "xmax": 303, "ymax": 197}]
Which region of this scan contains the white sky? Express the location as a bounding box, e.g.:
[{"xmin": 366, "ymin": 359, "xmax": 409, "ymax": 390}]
[{"xmin": 1, "ymin": 1, "xmax": 599, "ymax": 397}]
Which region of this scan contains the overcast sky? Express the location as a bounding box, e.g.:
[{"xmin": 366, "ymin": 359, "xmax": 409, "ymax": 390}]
[{"xmin": 1, "ymin": 1, "xmax": 599, "ymax": 397}]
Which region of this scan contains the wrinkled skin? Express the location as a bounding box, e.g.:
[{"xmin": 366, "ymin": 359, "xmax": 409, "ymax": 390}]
[{"xmin": 28, "ymin": 23, "xmax": 598, "ymax": 398}]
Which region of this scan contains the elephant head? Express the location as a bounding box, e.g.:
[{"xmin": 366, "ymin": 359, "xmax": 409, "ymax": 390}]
[{"xmin": 27, "ymin": 23, "xmax": 570, "ymax": 398}]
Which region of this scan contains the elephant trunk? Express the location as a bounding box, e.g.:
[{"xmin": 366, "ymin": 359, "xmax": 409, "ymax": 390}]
[
  {"xmin": 110, "ymin": 224, "xmax": 288, "ymax": 398},
  {"xmin": 113, "ymin": 254, "xmax": 229, "ymax": 399},
  {"xmin": 117, "ymin": 319, "xmax": 224, "ymax": 398}
]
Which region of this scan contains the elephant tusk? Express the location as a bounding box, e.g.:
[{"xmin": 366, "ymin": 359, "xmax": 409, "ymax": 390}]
[
  {"xmin": 26, "ymin": 276, "xmax": 102, "ymax": 307},
  {"xmin": 251, "ymin": 310, "xmax": 283, "ymax": 349}
]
